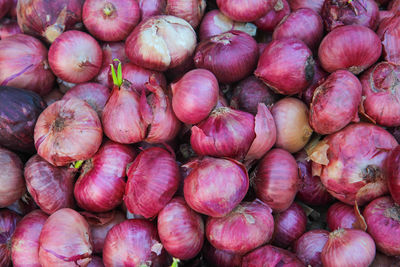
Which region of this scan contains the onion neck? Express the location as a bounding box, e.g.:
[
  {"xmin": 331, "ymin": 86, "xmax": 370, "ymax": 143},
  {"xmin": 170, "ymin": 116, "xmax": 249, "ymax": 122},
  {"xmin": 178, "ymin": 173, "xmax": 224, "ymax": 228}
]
[
  {"xmin": 274, "ymin": 0, "xmax": 284, "ymax": 11},
  {"xmin": 361, "ymin": 165, "xmax": 381, "ymax": 183},
  {"xmin": 330, "ymin": 228, "xmax": 345, "ymax": 239},
  {"xmin": 211, "ymin": 32, "xmax": 234, "ymax": 45},
  {"xmin": 103, "ymin": 2, "xmax": 116, "ymax": 17}
]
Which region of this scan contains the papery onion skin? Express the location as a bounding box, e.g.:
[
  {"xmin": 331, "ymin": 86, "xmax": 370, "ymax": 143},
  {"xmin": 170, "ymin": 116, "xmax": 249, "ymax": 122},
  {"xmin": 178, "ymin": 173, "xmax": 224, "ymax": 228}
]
[
  {"xmin": 125, "ymin": 147, "xmax": 180, "ymax": 218},
  {"xmin": 24, "ymin": 154, "xmax": 76, "ymax": 214},
  {"xmin": 194, "ymin": 30, "xmax": 258, "ymax": 84},
  {"xmin": 242, "ymin": 245, "xmax": 304, "ymax": 267},
  {"xmin": 202, "ymin": 242, "xmax": 242, "ymax": 267},
  {"xmin": 171, "ymin": 68, "xmax": 219, "ymax": 124},
  {"xmin": 273, "ymin": 8, "xmax": 323, "ymax": 51},
  {"xmin": 255, "ymin": 38, "xmax": 315, "ymax": 95},
  {"xmin": 309, "ymin": 70, "xmax": 362, "ymax": 135},
  {"xmin": 254, "ymin": 148, "xmax": 299, "ymax": 212},
  {"xmin": 16, "ymin": 0, "xmax": 83, "ymax": 43},
  {"xmin": 363, "ymin": 196, "xmax": 400, "ymax": 256},
  {"xmin": 11, "ymin": 210, "xmax": 48, "ymax": 267},
  {"xmin": 273, "ymin": 202, "xmax": 307, "ymax": 248},
  {"xmin": 271, "ymin": 97, "xmax": 313, "ymax": 153},
  {"xmin": 126, "ymin": 15, "xmax": 197, "ymax": 71},
  {"xmin": 103, "ymin": 219, "xmax": 166, "ymax": 267},
  {"xmin": 387, "ymin": 146, "xmax": 400, "ymax": 204},
  {"xmin": 255, "ymin": 0, "xmax": 291, "ymax": 32},
  {"xmin": 321, "ymin": 228, "xmax": 376, "ymax": 267},
  {"xmin": 206, "ymin": 200, "xmax": 274, "ymax": 255},
  {"xmin": 327, "ymin": 202, "xmax": 359, "ymax": 231},
  {"xmin": 360, "ymin": 61, "xmax": 400, "ymax": 127},
  {"xmin": 158, "ymin": 197, "xmax": 204, "ymax": 260},
  {"xmin": 39, "ymin": 208, "xmax": 92, "ymax": 267},
  {"xmin": 0, "ymin": 147, "xmax": 25, "ymax": 208},
  {"xmin": 83, "ymin": 0, "xmax": 140, "ymax": 42},
  {"xmin": 288, "ymin": 0, "xmax": 324, "ymax": 14},
  {"xmin": 0, "ymin": 34, "xmax": 55, "ymax": 95},
  {"xmin": 183, "ymin": 157, "xmax": 249, "ymax": 217},
  {"xmin": 293, "ymin": 230, "xmax": 329, "ymax": 267},
  {"xmin": 0, "ymin": 209, "xmax": 21, "ymax": 267},
  {"xmin": 34, "ymin": 98, "xmax": 103, "ymax": 167},
  {"xmin": 199, "ymin": 10, "xmax": 257, "ymax": 40},
  {"xmin": 309, "ymin": 123, "xmax": 398, "ymax": 206},
  {"xmin": 166, "ymin": 0, "xmax": 206, "ymax": 28},
  {"xmin": 377, "ymin": 13, "xmax": 400, "ymax": 65},
  {"xmin": 321, "ymin": 0, "xmax": 379, "ymax": 32},
  {"xmin": 318, "ymin": 25, "xmax": 381, "ymax": 74},
  {"xmin": 138, "ymin": 0, "xmax": 166, "ymax": 21},
  {"xmin": 122, "ymin": 63, "xmax": 167, "ymax": 94},
  {"xmin": 48, "ymin": 30, "xmax": 102, "ymax": 84},
  {"xmin": 216, "ymin": 0, "xmax": 276, "ymax": 22},
  {"xmin": 74, "ymin": 141, "xmax": 136, "ymax": 213},
  {"xmin": 0, "ymin": 18, "xmax": 22, "ymax": 39}
]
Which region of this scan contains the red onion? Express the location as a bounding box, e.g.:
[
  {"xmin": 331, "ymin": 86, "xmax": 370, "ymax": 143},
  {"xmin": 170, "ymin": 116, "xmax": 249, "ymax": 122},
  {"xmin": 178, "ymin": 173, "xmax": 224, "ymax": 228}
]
[
  {"xmin": 254, "ymin": 148, "xmax": 299, "ymax": 212},
  {"xmin": 80, "ymin": 210, "xmax": 125, "ymax": 254},
  {"xmin": 0, "ymin": 209, "xmax": 21, "ymax": 267},
  {"xmin": 206, "ymin": 200, "xmax": 274, "ymax": 254},
  {"xmin": 6, "ymin": 193, "xmax": 37, "ymax": 216},
  {"xmin": 183, "ymin": 157, "xmax": 248, "ymax": 217},
  {"xmin": 39, "ymin": 208, "xmax": 92, "ymax": 266},
  {"xmin": 255, "ymin": 38, "xmax": 315, "ymax": 95},
  {"xmin": 230, "ymin": 76, "xmax": 279, "ymax": 115},
  {"xmin": 322, "ymin": 228, "xmax": 376, "ymax": 267},
  {"xmin": 74, "ymin": 140, "xmax": 136, "ymax": 213},
  {"xmin": 298, "ymin": 60, "xmax": 328, "ymax": 106},
  {"xmin": 103, "ymin": 219, "xmax": 166, "ymax": 267},
  {"xmin": 138, "ymin": 0, "xmax": 166, "ymax": 21},
  {"xmin": 255, "ymin": 0, "xmax": 291, "ymax": 32},
  {"xmin": 125, "ymin": 147, "xmax": 180, "ymax": 218},
  {"xmin": 360, "ymin": 62, "xmax": 400, "ymax": 127},
  {"xmin": 271, "ymin": 97, "xmax": 313, "ymax": 153},
  {"xmin": 216, "ymin": 0, "xmax": 276, "ymax": 22},
  {"xmin": 194, "ymin": 30, "xmax": 258, "ymax": 84},
  {"xmin": 199, "ymin": 10, "xmax": 257, "ymax": 40},
  {"xmin": 295, "ymin": 150, "xmax": 334, "ymax": 206},
  {"xmin": 0, "ymin": 34, "xmax": 55, "ymax": 95},
  {"xmin": 328, "ymin": 201, "xmax": 368, "ymax": 231},
  {"xmin": 48, "ymin": 30, "xmax": 102, "ymax": 84},
  {"xmin": 203, "ymin": 242, "xmax": 242, "ymax": 267},
  {"xmin": 24, "ymin": 154, "xmax": 76, "ymax": 214},
  {"xmin": 387, "ymin": 146, "xmax": 400, "ymax": 204},
  {"xmin": 364, "ymin": 196, "xmax": 400, "ymax": 256},
  {"xmin": 11, "ymin": 210, "xmax": 48, "ymax": 267},
  {"xmin": 88, "ymin": 256, "xmax": 105, "ymax": 267},
  {"xmin": 158, "ymin": 197, "xmax": 204, "ymax": 259},
  {"xmin": 83, "ymin": 0, "xmax": 140, "ymax": 41},
  {"xmin": 0, "ymin": 0, "xmax": 11, "ymax": 19},
  {"xmin": 0, "ymin": 148, "xmax": 25, "ymax": 208},
  {"xmin": 0, "ymin": 18, "xmax": 21, "ymax": 39},
  {"xmin": 293, "ymin": 230, "xmax": 329, "ymax": 267},
  {"xmin": 242, "ymin": 245, "xmax": 304, "ymax": 266},
  {"xmin": 273, "ymin": 202, "xmax": 307, "ymax": 248},
  {"xmin": 377, "ymin": 13, "xmax": 400, "ymax": 65},
  {"xmin": 322, "ymin": 0, "xmax": 379, "ymax": 32},
  {"xmin": 166, "ymin": 0, "xmax": 206, "ymax": 28},
  {"xmin": 122, "ymin": 63, "xmax": 167, "ymax": 94},
  {"xmin": 308, "ymin": 123, "xmax": 398, "ymax": 205},
  {"xmin": 318, "ymin": 25, "xmax": 381, "ymax": 74},
  {"xmin": 273, "ymin": 8, "xmax": 323, "ymax": 51},
  {"xmin": 288, "ymin": 0, "xmax": 324, "ymax": 13},
  {"xmin": 34, "ymin": 98, "xmax": 103, "ymax": 167},
  {"xmin": 171, "ymin": 69, "xmax": 219, "ymax": 124},
  {"xmin": 309, "ymin": 70, "xmax": 362, "ymax": 135},
  {"xmin": 126, "ymin": 15, "xmax": 197, "ymax": 71},
  {"xmin": 62, "ymin": 83, "xmax": 110, "ymax": 117},
  {"xmin": 43, "ymin": 88, "xmax": 63, "ymax": 106},
  {"xmin": 16, "ymin": 0, "xmax": 83, "ymax": 43}
]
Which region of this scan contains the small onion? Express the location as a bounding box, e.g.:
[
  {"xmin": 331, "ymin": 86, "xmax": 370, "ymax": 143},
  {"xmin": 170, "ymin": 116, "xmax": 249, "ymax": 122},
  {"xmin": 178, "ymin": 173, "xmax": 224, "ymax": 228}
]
[
  {"xmin": 255, "ymin": 0, "xmax": 291, "ymax": 32},
  {"xmin": 171, "ymin": 69, "xmax": 219, "ymax": 124},
  {"xmin": 11, "ymin": 210, "xmax": 48, "ymax": 267},
  {"xmin": 122, "ymin": 63, "xmax": 167, "ymax": 94},
  {"xmin": 158, "ymin": 197, "xmax": 204, "ymax": 260},
  {"xmin": 387, "ymin": 146, "xmax": 400, "ymax": 204},
  {"xmin": 377, "ymin": 13, "xmax": 400, "ymax": 65},
  {"xmin": 309, "ymin": 70, "xmax": 362, "ymax": 135},
  {"xmin": 83, "ymin": 0, "xmax": 140, "ymax": 41},
  {"xmin": 294, "ymin": 230, "xmax": 329, "ymax": 267},
  {"xmin": 206, "ymin": 200, "xmax": 274, "ymax": 255},
  {"xmin": 165, "ymin": 0, "xmax": 206, "ymax": 28},
  {"xmin": 271, "ymin": 97, "xmax": 313, "ymax": 153},
  {"xmin": 327, "ymin": 202, "xmax": 364, "ymax": 231},
  {"xmin": 0, "ymin": 209, "xmax": 21, "ymax": 267},
  {"xmin": 0, "ymin": 18, "xmax": 21, "ymax": 39},
  {"xmin": 183, "ymin": 157, "xmax": 249, "ymax": 217},
  {"xmin": 0, "ymin": 34, "xmax": 55, "ymax": 95},
  {"xmin": 272, "ymin": 202, "xmax": 307, "ymax": 248},
  {"xmin": 48, "ymin": 30, "xmax": 102, "ymax": 84},
  {"xmin": 125, "ymin": 15, "xmax": 197, "ymax": 71},
  {"xmin": 288, "ymin": 0, "xmax": 324, "ymax": 14},
  {"xmin": 321, "ymin": 228, "xmax": 376, "ymax": 267},
  {"xmin": 318, "ymin": 25, "xmax": 381, "ymax": 74},
  {"xmin": 39, "ymin": 208, "xmax": 92, "ymax": 266},
  {"xmin": 363, "ymin": 196, "xmax": 400, "ymax": 256},
  {"xmin": 202, "ymin": 242, "xmax": 242, "ymax": 267},
  {"xmin": 242, "ymin": 245, "xmax": 304, "ymax": 266},
  {"xmin": 254, "ymin": 148, "xmax": 299, "ymax": 212},
  {"xmin": 34, "ymin": 98, "xmax": 103, "ymax": 167},
  {"xmin": 216, "ymin": 0, "xmax": 276, "ymax": 22},
  {"xmin": 138, "ymin": 0, "xmax": 166, "ymax": 21},
  {"xmin": 255, "ymin": 38, "xmax": 315, "ymax": 95}
]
